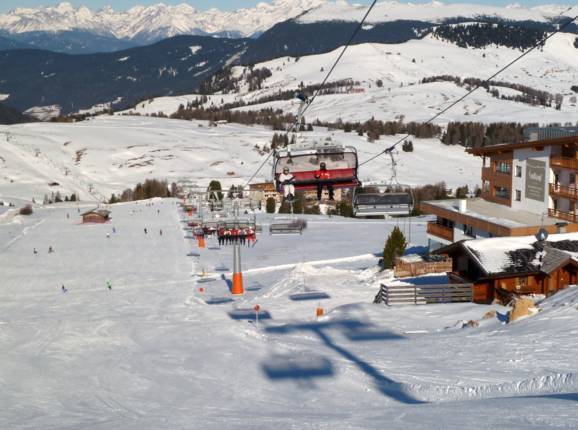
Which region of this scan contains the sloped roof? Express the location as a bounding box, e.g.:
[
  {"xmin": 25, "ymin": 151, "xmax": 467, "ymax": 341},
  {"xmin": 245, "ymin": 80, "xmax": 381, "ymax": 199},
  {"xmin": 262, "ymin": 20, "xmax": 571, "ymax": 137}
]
[
  {"xmin": 445, "ymin": 232, "xmax": 578, "ymax": 276},
  {"xmin": 81, "ymin": 208, "xmax": 110, "ymax": 217}
]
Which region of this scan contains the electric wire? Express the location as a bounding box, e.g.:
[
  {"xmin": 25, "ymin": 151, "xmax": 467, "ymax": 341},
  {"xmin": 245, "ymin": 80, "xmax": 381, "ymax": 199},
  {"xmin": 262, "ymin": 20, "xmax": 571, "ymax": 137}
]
[
  {"xmin": 359, "ymin": 8, "xmax": 578, "ymax": 167},
  {"xmin": 243, "ymin": 0, "xmax": 379, "ymax": 186}
]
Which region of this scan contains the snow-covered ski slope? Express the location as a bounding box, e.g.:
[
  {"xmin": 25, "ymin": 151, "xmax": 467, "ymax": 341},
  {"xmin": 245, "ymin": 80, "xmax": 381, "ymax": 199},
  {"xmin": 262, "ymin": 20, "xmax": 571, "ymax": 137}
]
[
  {"xmin": 0, "ymin": 116, "xmax": 480, "ymax": 201},
  {"xmin": 2, "ymin": 200, "xmax": 578, "ymax": 429},
  {"xmin": 123, "ymin": 33, "xmax": 578, "ymax": 125}
]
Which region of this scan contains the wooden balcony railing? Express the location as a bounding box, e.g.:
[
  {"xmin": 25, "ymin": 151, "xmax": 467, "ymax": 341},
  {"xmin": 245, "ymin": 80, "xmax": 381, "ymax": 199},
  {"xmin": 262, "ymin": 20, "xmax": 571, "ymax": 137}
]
[
  {"xmin": 551, "ymin": 156, "xmax": 578, "ymax": 171},
  {"xmin": 427, "ymin": 221, "xmax": 453, "ymax": 242},
  {"xmin": 550, "ymin": 183, "xmax": 578, "ymax": 200},
  {"xmin": 548, "ymin": 208, "xmax": 578, "ymax": 223}
]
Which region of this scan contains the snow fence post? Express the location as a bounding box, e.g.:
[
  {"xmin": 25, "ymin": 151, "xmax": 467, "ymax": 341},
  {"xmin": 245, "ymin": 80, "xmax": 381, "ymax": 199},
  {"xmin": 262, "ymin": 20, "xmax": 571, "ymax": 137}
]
[{"xmin": 232, "ymin": 241, "xmax": 244, "ymax": 295}]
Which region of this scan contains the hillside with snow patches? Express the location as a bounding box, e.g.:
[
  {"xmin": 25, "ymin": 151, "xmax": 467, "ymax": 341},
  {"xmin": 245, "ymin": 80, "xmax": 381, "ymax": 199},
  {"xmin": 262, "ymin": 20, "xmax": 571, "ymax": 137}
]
[
  {"xmin": 123, "ymin": 32, "xmax": 578, "ymax": 125},
  {"xmin": 0, "ymin": 115, "xmax": 480, "ymax": 202}
]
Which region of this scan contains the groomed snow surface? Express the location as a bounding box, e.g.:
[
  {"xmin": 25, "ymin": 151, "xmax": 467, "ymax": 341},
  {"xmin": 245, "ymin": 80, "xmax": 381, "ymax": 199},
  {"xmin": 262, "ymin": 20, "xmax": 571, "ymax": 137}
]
[{"xmin": 2, "ymin": 200, "xmax": 578, "ymax": 429}]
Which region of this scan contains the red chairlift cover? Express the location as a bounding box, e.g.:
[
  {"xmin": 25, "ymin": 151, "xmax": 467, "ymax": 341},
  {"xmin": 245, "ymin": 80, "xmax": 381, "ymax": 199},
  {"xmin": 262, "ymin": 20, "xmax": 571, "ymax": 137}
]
[{"xmin": 274, "ymin": 147, "xmax": 359, "ymax": 191}]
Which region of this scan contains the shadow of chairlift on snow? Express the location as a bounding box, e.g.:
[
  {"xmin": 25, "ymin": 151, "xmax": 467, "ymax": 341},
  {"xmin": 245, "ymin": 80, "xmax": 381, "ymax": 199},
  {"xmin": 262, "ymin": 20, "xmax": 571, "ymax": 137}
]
[
  {"xmin": 264, "ymin": 320, "xmax": 423, "ymax": 404},
  {"xmin": 205, "ymin": 297, "xmax": 234, "ymax": 305},
  {"xmin": 197, "ymin": 277, "xmax": 217, "ymax": 284},
  {"xmin": 246, "ymin": 282, "xmax": 263, "ymax": 292},
  {"xmin": 289, "ymin": 291, "xmax": 331, "ymax": 301},
  {"xmin": 214, "ymin": 264, "xmax": 230, "ymax": 272},
  {"xmin": 228, "ymin": 308, "xmax": 272, "ymax": 321},
  {"xmin": 399, "ymin": 275, "xmax": 448, "ymax": 286},
  {"xmin": 262, "ymin": 354, "xmax": 334, "ymax": 383}
]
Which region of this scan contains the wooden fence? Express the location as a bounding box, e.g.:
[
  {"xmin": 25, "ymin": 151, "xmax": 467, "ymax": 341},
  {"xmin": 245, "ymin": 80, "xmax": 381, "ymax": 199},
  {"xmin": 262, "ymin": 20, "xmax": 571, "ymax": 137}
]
[
  {"xmin": 374, "ymin": 283, "xmax": 473, "ymax": 305},
  {"xmin": 394, "ymin": 257, "xmax": 452, "ymax": 278}
]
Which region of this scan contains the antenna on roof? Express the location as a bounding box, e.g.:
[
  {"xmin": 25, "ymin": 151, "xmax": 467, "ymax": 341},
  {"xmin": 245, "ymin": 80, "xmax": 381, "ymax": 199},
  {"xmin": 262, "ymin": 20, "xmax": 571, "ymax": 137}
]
[{"xmin": 535, "ymin": 213, "xmax": 549, "ymax": 242}]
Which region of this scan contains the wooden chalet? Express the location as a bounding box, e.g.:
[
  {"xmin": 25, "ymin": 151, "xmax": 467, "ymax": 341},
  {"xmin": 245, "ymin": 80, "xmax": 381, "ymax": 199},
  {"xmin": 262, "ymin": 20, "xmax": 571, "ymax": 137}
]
[
  {"xmin": 436, "ymin": 232, "xmax": 578, "ymax": 303},
  {"xmin": 81, "ymin": 208, "xmax": 111, "ymax": 224}
]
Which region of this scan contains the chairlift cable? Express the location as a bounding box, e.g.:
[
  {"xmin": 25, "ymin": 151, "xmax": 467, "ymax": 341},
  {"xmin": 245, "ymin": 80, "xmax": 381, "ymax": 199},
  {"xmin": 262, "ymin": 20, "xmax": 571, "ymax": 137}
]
[
  {"xmin": 242, "ymin": 0, "xmax": 379, "ymax": 187},
  {"xmin": 288, "ymin": 0, "xmax": 380, "ymax": 133},
  {"xmin": 358, "ymin": 8, "xmax": 578, "ymax": 168}
]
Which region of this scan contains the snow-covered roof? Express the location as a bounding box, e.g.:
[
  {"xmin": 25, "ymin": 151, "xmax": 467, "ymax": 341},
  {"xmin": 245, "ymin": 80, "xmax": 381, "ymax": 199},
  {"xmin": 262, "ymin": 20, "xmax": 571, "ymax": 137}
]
[{"xmin": 462, "ymin": 232, "xmax": 578, "ymax": 275}]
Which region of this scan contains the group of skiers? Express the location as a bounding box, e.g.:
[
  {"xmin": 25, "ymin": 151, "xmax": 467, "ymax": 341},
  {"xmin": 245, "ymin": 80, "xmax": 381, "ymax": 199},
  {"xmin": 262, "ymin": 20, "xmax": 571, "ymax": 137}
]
[
  {"xmin": 216, "ymin": 227, "xmax": 257, "ymax": 246},
  {"xmin": 278, "ymin": 162, "xmax": 334, "ymax": 201}
]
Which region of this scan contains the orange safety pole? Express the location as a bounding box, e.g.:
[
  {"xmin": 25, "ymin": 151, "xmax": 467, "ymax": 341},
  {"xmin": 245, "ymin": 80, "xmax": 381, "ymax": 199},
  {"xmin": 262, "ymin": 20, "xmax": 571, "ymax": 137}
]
[
  {"xmin": 198, "ymin": 235, "xmax": 206, "ymax": 249},
  {"xmin": 231, "ymin": 242, "xmax": 244, "ymax": 295}
]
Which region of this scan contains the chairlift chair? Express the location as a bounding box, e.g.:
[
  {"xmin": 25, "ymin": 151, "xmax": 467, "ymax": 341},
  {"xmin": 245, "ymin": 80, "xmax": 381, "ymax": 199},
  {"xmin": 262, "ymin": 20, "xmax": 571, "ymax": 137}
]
[
  {"xmin": 354, "ymin": 150, "xmax": 413, "ymax": 217},
  {"xmin": 353, "ymin": 192, "xmax": 413, "ymax": 217},
  {"xmin": 273, "ymin": 142, "xmax": 360, "ymax": 192}
]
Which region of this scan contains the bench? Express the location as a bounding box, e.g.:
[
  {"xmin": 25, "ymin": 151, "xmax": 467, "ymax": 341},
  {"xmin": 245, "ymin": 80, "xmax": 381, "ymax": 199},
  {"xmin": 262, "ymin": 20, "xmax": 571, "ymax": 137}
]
[{"xmin": 269, "ymin": 223, "xmax": 303, "ymax": 235}]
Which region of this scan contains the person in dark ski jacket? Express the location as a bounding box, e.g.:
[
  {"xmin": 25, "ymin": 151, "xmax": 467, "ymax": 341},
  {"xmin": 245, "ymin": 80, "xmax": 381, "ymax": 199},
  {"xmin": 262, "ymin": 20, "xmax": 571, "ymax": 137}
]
[{"xmin": 314, "ymin": 162, "xmax": 334, "ymax": 201}]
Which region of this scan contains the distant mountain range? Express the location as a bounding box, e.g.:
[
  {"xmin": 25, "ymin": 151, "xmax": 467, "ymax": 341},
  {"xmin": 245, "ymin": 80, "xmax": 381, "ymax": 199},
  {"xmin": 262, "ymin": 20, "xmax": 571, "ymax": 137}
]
[
  {"xmin": 0, "ymin": 1, "xmax": 574, "ymax": 54},
  {"xmin": 0, "ymin": 0, "xmax": 323, "ymax": 53},
  {"xmin": 0, "ymin": 1, "xmax": 575, "ymax": 118}
]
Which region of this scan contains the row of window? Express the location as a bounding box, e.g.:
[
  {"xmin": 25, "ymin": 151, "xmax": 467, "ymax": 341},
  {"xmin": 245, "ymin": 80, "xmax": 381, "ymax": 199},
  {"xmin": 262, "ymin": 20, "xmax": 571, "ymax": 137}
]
[{"xmin": 494, "ymin": 162, "xmax": 523, "ymax": 178}]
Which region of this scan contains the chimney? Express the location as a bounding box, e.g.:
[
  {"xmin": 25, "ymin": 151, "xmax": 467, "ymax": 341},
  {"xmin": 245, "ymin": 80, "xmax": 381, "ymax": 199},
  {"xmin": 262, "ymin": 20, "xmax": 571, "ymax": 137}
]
[{"xmin": 458, "ymin": 199, "xmax": 467, "ymax": 214}]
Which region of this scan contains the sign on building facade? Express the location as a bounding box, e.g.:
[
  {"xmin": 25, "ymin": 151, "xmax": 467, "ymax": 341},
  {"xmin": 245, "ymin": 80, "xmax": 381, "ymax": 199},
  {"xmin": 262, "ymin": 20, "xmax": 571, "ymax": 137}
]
[{"xmin": 525, "ymin": 159, "xmax": 546, "ymax": 202}]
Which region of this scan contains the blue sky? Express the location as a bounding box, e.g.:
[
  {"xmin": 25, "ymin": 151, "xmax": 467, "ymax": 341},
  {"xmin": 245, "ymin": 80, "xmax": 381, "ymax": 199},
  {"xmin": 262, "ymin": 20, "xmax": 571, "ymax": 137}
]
[{"xmin": 0, "ymin": 1, "xmax": 568, "ymax": 14}]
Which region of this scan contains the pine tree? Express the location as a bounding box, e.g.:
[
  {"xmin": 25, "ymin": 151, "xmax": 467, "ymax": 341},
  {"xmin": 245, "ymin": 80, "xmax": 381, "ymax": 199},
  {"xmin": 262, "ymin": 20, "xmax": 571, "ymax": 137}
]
[{"xmin": 383, "ymin": 226, "xmax": 407, "ymax": 269}]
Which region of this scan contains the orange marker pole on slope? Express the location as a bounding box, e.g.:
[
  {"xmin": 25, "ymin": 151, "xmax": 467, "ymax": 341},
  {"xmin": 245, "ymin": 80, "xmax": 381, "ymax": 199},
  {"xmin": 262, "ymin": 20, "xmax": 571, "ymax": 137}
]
[{"xmin": 231, "ymin": 241, "xmax": 244, "ymax": 295}]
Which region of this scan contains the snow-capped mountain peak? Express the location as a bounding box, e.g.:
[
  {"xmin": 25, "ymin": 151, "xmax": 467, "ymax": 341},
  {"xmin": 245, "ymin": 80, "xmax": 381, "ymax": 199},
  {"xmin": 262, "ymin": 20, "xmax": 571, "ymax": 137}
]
[{"xmin": 0, "ymin": 1, "xmax": 327, "ymax": 41}]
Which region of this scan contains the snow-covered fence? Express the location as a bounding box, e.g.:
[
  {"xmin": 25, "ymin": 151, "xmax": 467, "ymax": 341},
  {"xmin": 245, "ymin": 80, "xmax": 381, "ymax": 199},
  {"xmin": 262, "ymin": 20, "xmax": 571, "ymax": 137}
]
[
  {"xmin": 374, "ymin": 283, "xmax": 473, "ymax": 305},
  {"xmin": 394, "ymin": 256, "xmax": 452, "ymax": 278}
]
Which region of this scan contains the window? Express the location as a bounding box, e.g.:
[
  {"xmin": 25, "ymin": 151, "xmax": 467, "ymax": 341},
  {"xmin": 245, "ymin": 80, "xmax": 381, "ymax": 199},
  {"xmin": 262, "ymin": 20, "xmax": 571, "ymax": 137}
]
[
  {"xmin": 516, "ymin": 277, "xmax": 528, "ymax": 290},
  {"xmin": 483, "ymin": 181, "xmax": 490, "ymax": 193},
  {"xmin": 515, "ymin": 165, "xmax": 522, "ymax": 177},
  {"xmin": 496, "ymin": 162, "xmax": 511, "ymax": 174},
  {"xmin": 495, "ymin": 186, "xmax": 509, "ymax": 200},
  {"xmin": 463, "ymin": 224, "xmax": 474, "ymax": 237},
  {"xmin": 515, "ymin": 190, "xmax": 522, "ymax": 201}
]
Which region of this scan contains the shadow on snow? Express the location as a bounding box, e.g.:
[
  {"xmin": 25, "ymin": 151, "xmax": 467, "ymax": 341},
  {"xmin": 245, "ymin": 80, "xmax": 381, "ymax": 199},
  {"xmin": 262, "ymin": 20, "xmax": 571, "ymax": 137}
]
[{"xmin": 263, "ymin": 320, "xmax": 424, "ymax": 404}]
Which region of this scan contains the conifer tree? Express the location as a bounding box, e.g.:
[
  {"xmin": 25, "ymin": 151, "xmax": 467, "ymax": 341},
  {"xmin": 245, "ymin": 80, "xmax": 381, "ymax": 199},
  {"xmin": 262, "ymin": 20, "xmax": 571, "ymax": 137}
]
[{"xmin": 383, "ymin": 226, "xmax": 407, "ymax": 269}]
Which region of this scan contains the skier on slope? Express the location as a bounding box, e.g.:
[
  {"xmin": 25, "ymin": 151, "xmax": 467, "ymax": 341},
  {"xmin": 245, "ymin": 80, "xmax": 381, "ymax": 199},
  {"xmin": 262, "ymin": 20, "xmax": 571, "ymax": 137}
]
[{"xmin": 278, "ymin": 167, "xmax": 296, "ymax": 201}]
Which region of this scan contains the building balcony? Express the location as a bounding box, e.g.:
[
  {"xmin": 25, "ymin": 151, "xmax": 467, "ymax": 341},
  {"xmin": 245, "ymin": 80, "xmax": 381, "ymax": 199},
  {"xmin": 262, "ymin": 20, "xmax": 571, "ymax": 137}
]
[
  {"xmin": 551, "ymin": 156, "xmax": 578, "ymax": 171},
  {"xmin": 550, "ymin": 183, "xmax": 578, "ymax": 200},
  {"xmin": 548, "ymin": 208, "xmax": 578, "ymax": 223},
  {"xmin": 427, "ymin": 221, "xmax": 454, "ymax": 242}
]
